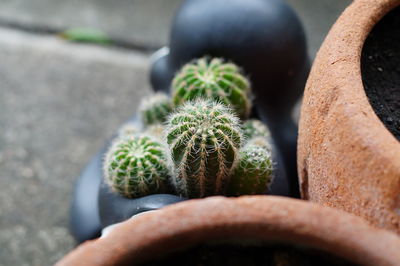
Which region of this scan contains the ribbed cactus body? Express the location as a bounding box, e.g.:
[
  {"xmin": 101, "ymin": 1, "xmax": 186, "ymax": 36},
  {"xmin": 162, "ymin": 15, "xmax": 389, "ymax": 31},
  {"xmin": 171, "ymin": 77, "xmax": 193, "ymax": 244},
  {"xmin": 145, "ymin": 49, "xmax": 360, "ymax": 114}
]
[
  {"xmin": 227, "ymin": 144, "xmax": 274, "ymax": 196},
  {"xmin": 172, "ymin": 57, "xmax": 251, "ymax": 119},
  {"xmin": 166, "ymin": 99, "xmax": 242, "ymax": 198},
  {"xmin": 104, "ymin": 135, "xmax": 169, "ymax": 198},
  {"xmin": 139, "ymin": 92, "xmax": 173, "ymax": 126},
  {"xmin": 242, "ymin": 119, "xmax": 270, "ymax": 141}
]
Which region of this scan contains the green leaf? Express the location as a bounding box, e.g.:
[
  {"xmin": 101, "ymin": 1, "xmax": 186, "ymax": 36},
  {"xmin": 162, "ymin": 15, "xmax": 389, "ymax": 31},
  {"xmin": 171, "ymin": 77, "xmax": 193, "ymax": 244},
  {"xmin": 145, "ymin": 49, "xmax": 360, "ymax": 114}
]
[{"xmin": 59, "ymin": 28, "xmax": 112, "ymax": 45}]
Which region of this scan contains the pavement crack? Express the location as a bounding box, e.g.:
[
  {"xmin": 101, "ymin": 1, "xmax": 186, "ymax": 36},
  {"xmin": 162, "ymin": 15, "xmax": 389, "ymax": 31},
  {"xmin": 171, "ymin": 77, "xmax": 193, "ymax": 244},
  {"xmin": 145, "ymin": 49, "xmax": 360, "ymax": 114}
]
[{"xmin": 0, "ymin": 17, "xmax": 159, "ymax": 53}]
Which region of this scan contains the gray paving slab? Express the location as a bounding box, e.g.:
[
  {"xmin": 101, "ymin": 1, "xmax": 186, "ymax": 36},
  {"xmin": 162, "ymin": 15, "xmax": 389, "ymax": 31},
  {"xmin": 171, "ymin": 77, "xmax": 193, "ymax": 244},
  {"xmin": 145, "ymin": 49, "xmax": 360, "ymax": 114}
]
[
  {"xmin": 0, "ymin": 0, "xmax": 184, "ymax": 48},
  {"xmin": 0, "ymin": 27, "xmax": 152, "ymax": 266}
]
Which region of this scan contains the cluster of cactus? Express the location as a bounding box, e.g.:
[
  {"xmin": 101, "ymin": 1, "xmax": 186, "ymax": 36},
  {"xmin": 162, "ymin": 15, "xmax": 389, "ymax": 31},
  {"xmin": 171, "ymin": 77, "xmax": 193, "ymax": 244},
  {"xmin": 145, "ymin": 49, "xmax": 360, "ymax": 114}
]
[{"xmin": 103, "ymin": 57, "xmax": 274, "ymax": 199}]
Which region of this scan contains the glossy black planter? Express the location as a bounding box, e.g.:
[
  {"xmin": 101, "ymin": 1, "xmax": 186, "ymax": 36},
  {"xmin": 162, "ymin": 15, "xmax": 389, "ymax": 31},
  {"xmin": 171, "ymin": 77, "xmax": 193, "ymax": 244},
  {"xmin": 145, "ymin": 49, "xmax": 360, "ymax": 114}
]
[
  {"xmin": 98, "ymin": 182, "xmax": 186, "ymax": 229},
  {"xmin": 69, "ymin": 149, "xmax": 103, "ymax": 243}
]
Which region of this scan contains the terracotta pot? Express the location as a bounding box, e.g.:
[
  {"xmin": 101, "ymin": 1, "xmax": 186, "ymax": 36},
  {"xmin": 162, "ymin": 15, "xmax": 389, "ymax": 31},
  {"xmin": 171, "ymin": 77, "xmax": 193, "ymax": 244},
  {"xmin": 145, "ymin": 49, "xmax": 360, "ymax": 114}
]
[
  {"xmin": 57, "ymin": 196, "xmax": 400, "ymax": 266},
  {"xmin": 298, "ymin": 0, "xmax": 400, "ymax": 234}
]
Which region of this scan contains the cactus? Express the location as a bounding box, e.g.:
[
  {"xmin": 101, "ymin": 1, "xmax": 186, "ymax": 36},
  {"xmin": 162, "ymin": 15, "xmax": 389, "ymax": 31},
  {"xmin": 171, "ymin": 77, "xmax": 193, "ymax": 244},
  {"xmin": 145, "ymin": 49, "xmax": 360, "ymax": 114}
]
[
  {"xmin": 144, "ymin": 124, "xmax": 165, "ymax": 140},
  {"xmin": 242, "ymin": 119, "xmax": 270, "ymax": 141},
  {"xmin": 172, "ymin": 57, "xmax": 251, "ymax": 119},
  {"xmin": 166, "ymin": 99, "xmax": 242, "ymax": 198},
  {"xmin": 103, "ymin": 135, "xmax": 169, "ymax": 198},
  {"xmin": 139, "ymin": 92, "xmax": 173, "ymax": 126},
  {"xmin": 242, "ymin": 119, "xmax": 273, "ymax": 151},
  {"xmin": 227, "ymin": 144, "xmax": 274, "ymax": 196},
  {"xmin": 117, "ymin": 122, "xmax": 140, "ymax": 138},
  {"xmin": 246, "ymin": 136, "xmax": 273, "ymax": 152}
]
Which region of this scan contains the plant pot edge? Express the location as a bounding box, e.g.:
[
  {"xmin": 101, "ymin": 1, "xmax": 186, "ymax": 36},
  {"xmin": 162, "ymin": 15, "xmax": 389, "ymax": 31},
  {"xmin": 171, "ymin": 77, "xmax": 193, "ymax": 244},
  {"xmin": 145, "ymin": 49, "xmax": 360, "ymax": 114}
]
[{"xmin": 57, "ymin": 196, "xmax": 400, "ymax": 266}]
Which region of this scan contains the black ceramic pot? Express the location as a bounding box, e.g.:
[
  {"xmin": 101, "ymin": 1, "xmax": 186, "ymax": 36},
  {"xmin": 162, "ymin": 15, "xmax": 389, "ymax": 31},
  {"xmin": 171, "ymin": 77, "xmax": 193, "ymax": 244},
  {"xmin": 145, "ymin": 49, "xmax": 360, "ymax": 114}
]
[
  {"xmin": 150, "ymin": 0, "xmax": 309, "ymax": 197},
  {"xmin": 70, "ymin": 116, "xmax": 290, "ymax": 243}
]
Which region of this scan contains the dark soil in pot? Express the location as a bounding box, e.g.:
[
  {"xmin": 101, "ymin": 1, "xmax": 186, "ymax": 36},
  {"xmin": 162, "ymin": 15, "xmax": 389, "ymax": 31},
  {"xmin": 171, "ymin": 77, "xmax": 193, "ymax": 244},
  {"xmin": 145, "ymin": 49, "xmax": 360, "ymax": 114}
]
[
  {"xmin": 361, "ymin": 6, "xmax": 400, "ymax": 140},
  {"xmin": 142, "ymin": 242, "xmax": 355, "ymax": 266}
]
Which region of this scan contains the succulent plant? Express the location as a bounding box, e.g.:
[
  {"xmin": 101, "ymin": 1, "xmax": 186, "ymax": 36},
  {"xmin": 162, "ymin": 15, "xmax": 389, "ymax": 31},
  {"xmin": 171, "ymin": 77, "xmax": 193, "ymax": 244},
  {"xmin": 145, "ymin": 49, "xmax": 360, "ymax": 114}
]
[
  {"xmin": 139, "ymin": 92, "xmax": 173, "ymax": 126},
  {"xmin": 242, "ymin": 119, "xmax": 271, "ymax": 140},
  {"xmin": 227, "ymin": 144, "xmax": 274, "ymax": 196},
  {"xmin": 144, "ymin": 124, "xmax": 165, "ymax": 140},
  {"xmin": 166, "ymin": 99, "xmax": 242, "ymax": 198},
  {"xmin": 172, "ymin": 57, "xmax": 251, "ymax": 119},
  {"xmin": 246, "ymin": 136, "xmax": 273, "ymax": 152},
  {"xmin": 103, "ymin": 135, "xmax": 169, "ymax": 198},
  {"xmin": 117, "ymin": 122, "xmax": 140, "ymax": 138}
]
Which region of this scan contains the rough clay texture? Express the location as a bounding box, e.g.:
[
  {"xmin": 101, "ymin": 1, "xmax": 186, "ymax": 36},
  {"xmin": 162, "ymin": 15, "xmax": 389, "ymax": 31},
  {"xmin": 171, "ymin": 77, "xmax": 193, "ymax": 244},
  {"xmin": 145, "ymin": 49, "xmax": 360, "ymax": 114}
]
[
  {"xmin": 298, "ymin": 0, "xmax": 400, "ymax": 234},
  {"xmin": 56, "ymin": 196, "xmax": 400, "ymax": 266}
]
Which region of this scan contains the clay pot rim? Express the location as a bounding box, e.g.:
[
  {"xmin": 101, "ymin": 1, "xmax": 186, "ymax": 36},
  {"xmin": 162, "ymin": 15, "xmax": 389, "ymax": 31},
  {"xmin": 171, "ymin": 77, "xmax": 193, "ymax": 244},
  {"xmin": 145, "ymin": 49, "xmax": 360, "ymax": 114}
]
[
  {"xmin": 57, "ymin": 196, "xmax": 400, "ymax": 266},
  {"xmin": 319, "ymin": 0, "xmax": 400, "ymax": 155}
]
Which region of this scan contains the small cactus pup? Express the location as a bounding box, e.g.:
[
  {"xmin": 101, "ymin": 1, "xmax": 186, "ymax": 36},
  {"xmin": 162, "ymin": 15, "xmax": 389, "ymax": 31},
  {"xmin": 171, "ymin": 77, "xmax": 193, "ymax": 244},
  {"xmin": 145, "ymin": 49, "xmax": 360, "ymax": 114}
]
[
  {"xmin": 246, "ymin": 136, "xmax": 273, "ymax": 152},
  {"xmin": 242, "ymin": 119, "xmax": 271, "ymax": 141},
  {"xmin": 103, "ymin": 135, "xmax": 170, "ymax": 198},
  {"xmin": 139, "ymin": 92, "xmax": 173, "ymax": 126},
  {"xmin": 144, "ymin": 124, "xmax": 165, "ymax": 140},
  {"xmin": 117, "ymin": 122, "xmax": 140, "ymax": 138},
  {"xmin": 227, "ymin": 144, "xmax": 274, "ymax": 196},
  {"xmin": 166, "ymin": 99, "xmax": 242, "ymax": 198},
  {"xmin": 242, "ymin": 119, "xmax": 273, "ymax": 151},
  {"xmin": 172, "ymin": 57, "xmax": 252, "ymax": 119}
]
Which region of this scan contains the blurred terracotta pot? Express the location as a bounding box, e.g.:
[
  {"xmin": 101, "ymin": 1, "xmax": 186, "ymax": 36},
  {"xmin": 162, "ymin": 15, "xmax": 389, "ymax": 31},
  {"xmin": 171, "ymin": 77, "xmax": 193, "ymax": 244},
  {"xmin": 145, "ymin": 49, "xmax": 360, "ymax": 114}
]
[
  {"xmin": 298, "ymin": 0, "xmax": 400, "ymax": 234},
  {"xmin": 57, "ymin": 196, "xmax": 400, "ymax": 266}
]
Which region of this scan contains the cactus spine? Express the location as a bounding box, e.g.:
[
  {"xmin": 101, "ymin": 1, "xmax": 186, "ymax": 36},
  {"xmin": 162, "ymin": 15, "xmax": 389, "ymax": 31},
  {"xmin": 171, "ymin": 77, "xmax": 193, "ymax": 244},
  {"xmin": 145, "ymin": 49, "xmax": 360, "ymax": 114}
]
[
  {"xmin": 227, "ymin": 144, "xmax": 274, "ymax": 196},
  {"xmin": 166, "ymin": 99, "xmax": 242, "ymax": 198},
  {"xmin": 104, "ymin": 135, "xmax": 169, "ymax": 198},
  {"xmin": 172, "ymin": 57, "xmax": 251, "ymax": 119},
  {"xmin": 139, "ymin": 92, "xmax": 173, "ymax": 126}
]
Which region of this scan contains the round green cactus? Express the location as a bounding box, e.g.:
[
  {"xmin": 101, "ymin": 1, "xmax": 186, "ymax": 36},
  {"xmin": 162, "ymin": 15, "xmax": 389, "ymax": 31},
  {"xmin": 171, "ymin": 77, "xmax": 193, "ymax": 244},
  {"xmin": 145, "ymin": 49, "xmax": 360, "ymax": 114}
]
[
  {"xmin": 144, "ymin": 124, "xmax": 165, "ymax": 140},
  {"xmin": 139, "ymin": 92, "xmax": 173, "ymax": 126},
  {"xmin": 227, "ymin": 144, "xmax": 274, "ymax": 196},
  {"xmin": 117, "ymin": 122, "xmax": 140, "ymax": 138},
  {"xmin": 172, "ymin": 57, "xmax": 251, "ymax": 119},
  {"xmin": 246, "ymin": 136, "xmax": 273, "ymax": 152},
  {"xmin": 166, "ymin": 99, "xmax": 242, "ymax": 198},
  {"xmin": 242, "ymin": 119, "xmax": 271, "ymax": 141},
  {"xmin": 103, "ymin": 135, "xmax": 169, "ymax": 198}
]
